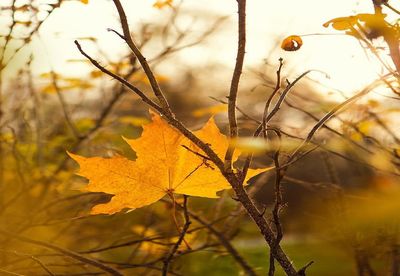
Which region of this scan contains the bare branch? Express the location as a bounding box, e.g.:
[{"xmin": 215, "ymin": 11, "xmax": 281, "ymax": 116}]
[
  {"xmin": 162, "ymin": 196, "xmax": 191, "ymax": 276},
  {"xmin": 225, "ymin": 0, "xmax": 247, "ymax": 171},
  {"xmin": 74, "ymin": 40, "xmax": 162, "ymax": 113},
  {"xmin": 111, "ymin": 0, "xmax": 172, "ymax": 115}
]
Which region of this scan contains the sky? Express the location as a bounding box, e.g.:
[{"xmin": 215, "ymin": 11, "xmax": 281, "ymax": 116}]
[{"xmin": 4, "ymin": 0, "xmax": 397, "ymax": 99}]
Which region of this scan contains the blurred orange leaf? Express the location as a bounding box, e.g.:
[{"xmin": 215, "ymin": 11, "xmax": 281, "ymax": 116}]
[
  {"xmin": 69, "ymin": 111, "xmax": 270, "ymax": 215},
  {"xmin": 89, "ymin": 70, "xmax": 103, "ymax": 78},
  {"xmin": 129, "ymin": 72, "xmax": 169, "ymax": 84},
  {"xmin": 40, "ymin": 80, "xmax": 93, "ymax": 94},
  {"xmin": 39, "ymin": 72, "xmax": 61, "ymax": 79},
  {"xmin": 153, "ymin": 0, "xmax": 173, "ymax": 9},
  {"xmin": 281, "ymin": 35, "xmax": 303, "ymax": 51},
  {"xmin": 191, "ymin": 104, "xmax": 227, "ymax": 117}
]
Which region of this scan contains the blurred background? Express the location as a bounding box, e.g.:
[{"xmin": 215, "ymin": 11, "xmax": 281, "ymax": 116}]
[{"xmin": 1, "ymin": 0, "xmax": 400, "ymax": 275}]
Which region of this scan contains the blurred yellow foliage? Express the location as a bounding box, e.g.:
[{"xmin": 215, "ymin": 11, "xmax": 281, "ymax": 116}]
[
  {"xmin": 119, "ymin": 116, "xmax": 150, "ymax": 127},
  {"xmin": 191, "ymin": 104, "xmax": 227, "ymax": 117}
]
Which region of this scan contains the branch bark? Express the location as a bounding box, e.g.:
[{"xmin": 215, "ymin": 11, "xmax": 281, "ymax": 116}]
[
  {"xmin": 225, "ymin": 0, "xmax": 246, "ymax": 170},
  {"xmin": 162, "ymin": 196, "xmax": 191, "ymax": 276},
  {"xmin": 111, "ymin": 0, "xmax": 172, "ymax": 115}
]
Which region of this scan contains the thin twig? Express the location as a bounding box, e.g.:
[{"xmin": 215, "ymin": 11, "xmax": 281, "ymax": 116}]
[
  {"xmin": 162, "ymin": 196, "xmax": 191, "ymax": 276},
  {"xmin": 289, "ymin": 78, "xmax": 381, "ymax": 159},
  {"xmin": 111, "ymin": 0, "xmax": 172, "ymax": 115},
  {"xmin": 209, "ymin": 96, "xmax": 260, "ymax": 123},
  {"xmin": 297, "ymin": 261, "xmax": 314, "ymax": 276},
  {"xmin": 176, "ymin": 204, "xmax": 257, "ymax": 276},
  {"xmin": 263, "ymin": 58, "xmax": 284, "ymax": 138},
  {"xmin": 241, "ymin": 69, "xmax": 324, "ymax": 183},
  {"xmin": 268, "ymin": 129, "xmax": 284, "ymax": 276},
  {"xmin": 225, "ymin": 0, "xmax": 247, "ymax": 171},
  {"xmin": 181, "ymin": 145, "xmax": 211, "ymax": 161},
  {"xmin": 74, "ymin": 40, "xmax": 162, "ymax": 113},
  {"xmin": 0, "ymin": 229, "xmax": 123, "ymax": 276},
  {"xmin": 74, "ymin": 40, "xmax": 225, "ymax": 175}
]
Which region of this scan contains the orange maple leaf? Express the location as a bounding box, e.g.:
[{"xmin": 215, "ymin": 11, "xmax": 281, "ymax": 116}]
[{"xmin": 68, "ymin": 112, "xmax": 271, "ymax": 215}]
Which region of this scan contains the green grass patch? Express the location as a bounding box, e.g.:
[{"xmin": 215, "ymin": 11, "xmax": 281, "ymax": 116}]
[{"xmin": 179, "ymin": 240, "xmax": 357, "ymax": 275}]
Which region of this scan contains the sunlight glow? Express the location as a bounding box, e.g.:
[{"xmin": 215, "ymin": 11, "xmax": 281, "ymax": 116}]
[{"xmin": 11, "ymin": 0, "xmax": 396, "ymax": 100}]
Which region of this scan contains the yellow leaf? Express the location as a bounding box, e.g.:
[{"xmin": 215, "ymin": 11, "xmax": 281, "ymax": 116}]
[
  {"xmin": 357, "ymin": 13, "xmax": 387, "ymax": 28},
  {"xmin": 281, "ymin": 35, "xmax": 303, "ymax": 51},
  {"xmin": 323, "ymin": 16, "xmax": 358, "ymax": 31},
  {"xmin": 69, "ymin": 111, "xmax": 272, "ymax": 214},
  {"xmin": 323, "ymin": 13, "xmax": 389, "ymax": 36},
  {"xmin": 80, "ymin": 0, "xmax": 89, "ymax": 4}
]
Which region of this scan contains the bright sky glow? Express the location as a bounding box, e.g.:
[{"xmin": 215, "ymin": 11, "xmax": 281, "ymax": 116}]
[{"xmin": 7, "ymin": 0, "xmax": 398, "ymax": 99}]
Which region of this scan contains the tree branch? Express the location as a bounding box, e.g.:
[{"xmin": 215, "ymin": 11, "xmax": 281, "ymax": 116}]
[
  {"xmin": 162, "ymin": 196, "xmax": 191, "ymax": 276},
  {"xmin": 111, "ymin": 0, "xmax": 172, "ymax": 115},
  {"xmin": 225, "ymin": 0, "xmax": 246, "ymax": 170}
]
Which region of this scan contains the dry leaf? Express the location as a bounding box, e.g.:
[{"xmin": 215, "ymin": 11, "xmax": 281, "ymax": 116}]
[
  {"xmin": 281, "ymin": 35, "xmax": 303, "ymax": 51},
  {"xmin": 69, "ymin": 111, "xmax": 271, "ymax": 214}
]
